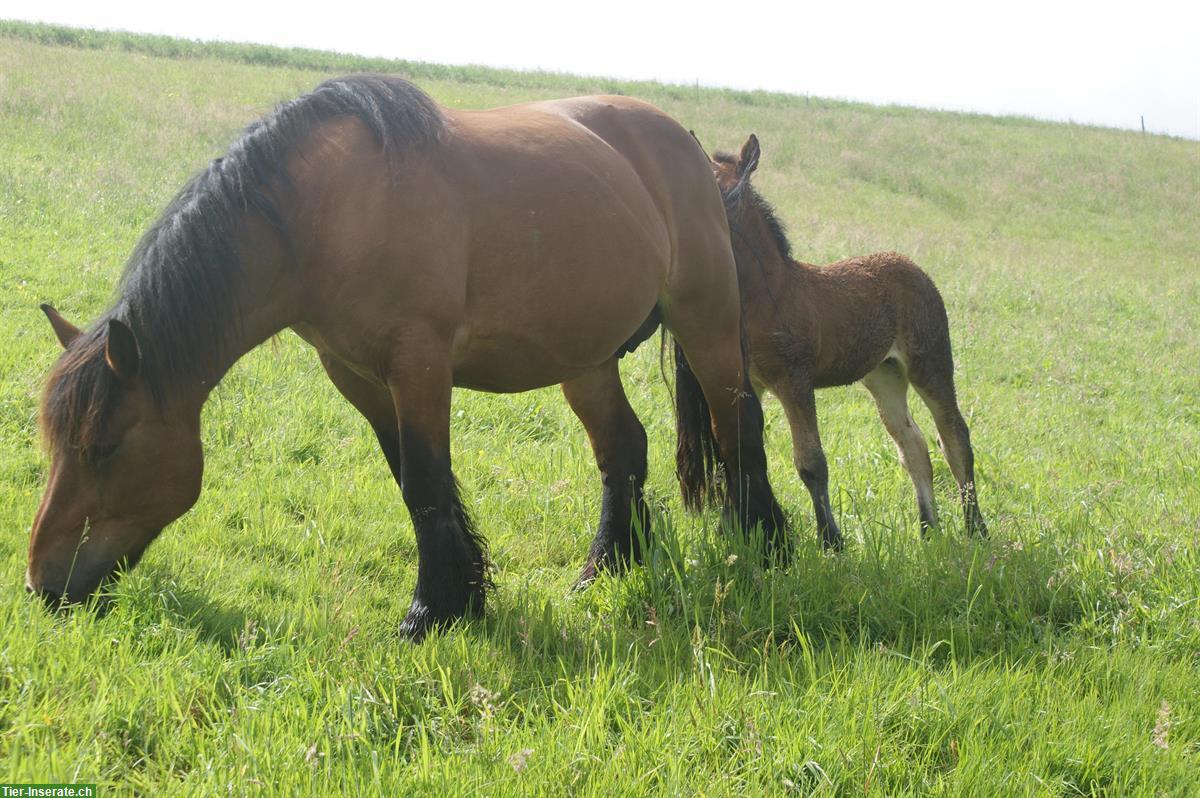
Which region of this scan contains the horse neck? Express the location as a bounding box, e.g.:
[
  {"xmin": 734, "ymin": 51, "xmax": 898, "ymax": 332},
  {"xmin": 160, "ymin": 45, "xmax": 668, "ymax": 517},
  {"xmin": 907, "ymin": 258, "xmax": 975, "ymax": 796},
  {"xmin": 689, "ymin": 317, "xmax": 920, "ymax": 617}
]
[
  {"xmin": 210, "ymin": 227, "xmax": 299, "ymax": 391},
  {"xmin": 155, "ymin": 220, "xmax": 300, "ymax": 414}
]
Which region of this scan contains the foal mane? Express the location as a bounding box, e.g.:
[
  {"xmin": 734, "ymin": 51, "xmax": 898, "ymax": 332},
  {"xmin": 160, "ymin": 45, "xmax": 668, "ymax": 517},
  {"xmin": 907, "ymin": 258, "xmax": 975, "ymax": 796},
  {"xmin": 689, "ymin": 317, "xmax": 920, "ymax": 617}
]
[{"xmin": 42, "ymin": 75, "xmax": 445, "ymax": 457}]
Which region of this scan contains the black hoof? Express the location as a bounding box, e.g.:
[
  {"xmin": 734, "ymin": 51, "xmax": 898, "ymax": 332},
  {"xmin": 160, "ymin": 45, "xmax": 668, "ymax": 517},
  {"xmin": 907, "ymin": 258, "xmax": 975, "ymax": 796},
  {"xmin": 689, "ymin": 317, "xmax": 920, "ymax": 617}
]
[
  {"xmin": 821, "ymin": 526, "xmax": 845, "ymax": 553},
  {"xmin": 399, "ymin": 592, "xmax": 483, "ymax": 642},
  {"xmin": 573, "ymin": 549, "xmax": 632, "ymax": 591},
  {"xmin": 575, "ymin": 525, "xmax": 644, "ymax": 590},
  {"xmin": 572, "ymin": 563, "xmax": 599, "ymax": 592}
]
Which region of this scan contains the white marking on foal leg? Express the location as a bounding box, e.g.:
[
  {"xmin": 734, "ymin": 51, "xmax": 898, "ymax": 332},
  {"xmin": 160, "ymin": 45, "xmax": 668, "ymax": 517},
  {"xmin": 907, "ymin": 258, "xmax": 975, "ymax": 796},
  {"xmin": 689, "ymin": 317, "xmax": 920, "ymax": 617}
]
[{"xmin": 862, "ymin": 361, "xmax": 939, "ymax": 532}]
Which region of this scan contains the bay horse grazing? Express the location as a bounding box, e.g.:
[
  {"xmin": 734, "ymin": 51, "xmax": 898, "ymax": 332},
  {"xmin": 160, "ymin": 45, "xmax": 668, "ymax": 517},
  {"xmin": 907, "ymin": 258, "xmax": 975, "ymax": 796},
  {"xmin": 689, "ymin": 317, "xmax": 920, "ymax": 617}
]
[
  {"xmin": 678, "ymin": 134, "xmax": 986, "ymax": 547},
  {"xmin": 27, "ymin": 76, "xmax": 787, "ymax": 640}
]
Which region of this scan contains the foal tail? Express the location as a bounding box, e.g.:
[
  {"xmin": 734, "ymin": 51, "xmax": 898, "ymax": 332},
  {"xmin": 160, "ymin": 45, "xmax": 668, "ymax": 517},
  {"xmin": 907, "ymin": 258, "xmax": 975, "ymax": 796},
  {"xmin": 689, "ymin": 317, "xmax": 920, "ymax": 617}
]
[{"xmin": 674, "ymin": 338, "xmax": 723, "ymax": 511}]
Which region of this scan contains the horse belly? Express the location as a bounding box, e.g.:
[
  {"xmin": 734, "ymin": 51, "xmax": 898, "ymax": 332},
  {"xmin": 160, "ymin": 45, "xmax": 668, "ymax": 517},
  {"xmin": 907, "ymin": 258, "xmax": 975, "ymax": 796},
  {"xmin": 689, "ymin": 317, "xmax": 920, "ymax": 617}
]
[
  {"xmin": 448, "ymin": 135, "xmax": 670, "ymax": 391},
  {"xmin": 451, "ymin": 259, "xmax": 661, "ymax": 392}
]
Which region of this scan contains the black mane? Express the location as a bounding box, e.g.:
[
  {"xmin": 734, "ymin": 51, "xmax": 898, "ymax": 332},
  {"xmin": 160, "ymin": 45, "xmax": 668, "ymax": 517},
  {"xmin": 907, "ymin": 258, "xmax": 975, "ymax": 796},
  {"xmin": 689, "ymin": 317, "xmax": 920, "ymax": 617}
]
[{"xmin": 42, "ymin": 75, "xmax": 444, "ymax": 456}]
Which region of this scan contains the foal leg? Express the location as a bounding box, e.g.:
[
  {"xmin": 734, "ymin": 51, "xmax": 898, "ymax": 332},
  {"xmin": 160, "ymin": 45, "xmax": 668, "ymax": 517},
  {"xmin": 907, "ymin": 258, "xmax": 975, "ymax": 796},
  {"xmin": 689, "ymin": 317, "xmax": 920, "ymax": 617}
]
[
  {"xmin": 777, "ymin": 376, "xmax": 843, "ymax": 550},
  {"xmin": 910, "ymin": 375, "xmax": 988, "ymax": 537},
  {"xmin": 862, "ymin": 359, "xmax": 940, "ymax": 533},
  {"xmin": 562, "ymin": 359, "xmax": 650, "ymax": 587},
  {"xmin": 388, "ymin": 351, "xmax": 490, "ymax": 641}
]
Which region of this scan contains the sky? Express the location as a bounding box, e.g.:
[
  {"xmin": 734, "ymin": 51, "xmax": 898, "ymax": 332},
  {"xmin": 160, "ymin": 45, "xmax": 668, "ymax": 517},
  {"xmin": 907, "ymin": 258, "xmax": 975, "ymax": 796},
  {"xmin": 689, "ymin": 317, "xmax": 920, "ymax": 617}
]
[{"xmin": 5, "ymin": 0, "xmax": 1199, "ymax": 139}]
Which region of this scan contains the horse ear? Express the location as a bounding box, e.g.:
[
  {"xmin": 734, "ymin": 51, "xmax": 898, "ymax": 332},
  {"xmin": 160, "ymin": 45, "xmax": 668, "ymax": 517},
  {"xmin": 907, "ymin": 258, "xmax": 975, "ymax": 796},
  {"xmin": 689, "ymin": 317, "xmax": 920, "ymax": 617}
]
[
  {"xmin": 40, "ymin": 304, "xmax": 81, "ymax": 349},
  {"xmin": 104, "ymin": 319, "xmax": 141, "ymax": 380},
  {"xmin": 738, "ymin": 134, "xmax": 760, "ymax": 178}
]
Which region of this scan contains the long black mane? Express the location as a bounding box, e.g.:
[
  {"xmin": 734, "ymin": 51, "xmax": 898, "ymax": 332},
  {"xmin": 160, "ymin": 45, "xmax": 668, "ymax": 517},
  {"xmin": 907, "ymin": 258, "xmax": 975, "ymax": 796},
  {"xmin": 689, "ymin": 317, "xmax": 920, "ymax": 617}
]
[
  {"xmin": 713, "ymin": 150, "xmax": 792, "ymax": 261},
  {"xmin": 42, "ymin": 75, "xmax": 444, "ymax": 457}
]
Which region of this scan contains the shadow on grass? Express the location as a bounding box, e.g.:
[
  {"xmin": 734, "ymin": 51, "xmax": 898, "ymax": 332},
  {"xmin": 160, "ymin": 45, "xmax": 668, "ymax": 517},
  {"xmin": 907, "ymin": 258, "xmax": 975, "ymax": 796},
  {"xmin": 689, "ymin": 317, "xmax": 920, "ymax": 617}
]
[
  {"xmin": 64, "ymin": 507, "xmax": 1129, "ymax": 693},
  {"xmin": 111, "ymin": 566, "xmax": 252, "ymax": 653},
  {"xmin": 461, "ymin": 510, "xmax": 1123, "ymax": 681}
]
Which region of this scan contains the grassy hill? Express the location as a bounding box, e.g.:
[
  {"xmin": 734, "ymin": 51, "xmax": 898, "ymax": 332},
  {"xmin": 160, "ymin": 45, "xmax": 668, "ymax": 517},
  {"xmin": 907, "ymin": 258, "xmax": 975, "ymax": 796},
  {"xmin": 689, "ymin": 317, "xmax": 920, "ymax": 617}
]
[{"xmin": 1, "ymin": 21, "xmax": 1197, "ymax": 795}]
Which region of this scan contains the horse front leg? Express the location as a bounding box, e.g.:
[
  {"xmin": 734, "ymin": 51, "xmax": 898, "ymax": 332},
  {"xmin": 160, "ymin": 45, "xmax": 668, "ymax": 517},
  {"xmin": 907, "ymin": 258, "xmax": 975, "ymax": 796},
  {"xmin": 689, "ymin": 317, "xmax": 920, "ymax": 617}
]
[
  {"xmin": 561, "ymin": 359, "xmax": 650, "ymax": 588},
  {"xmin": 317, "ymin": 351, "xmax": 404, "ymax": 482},
  {"xmin": 777, "ymin": 374, "xmax": 845, "ymax": 550},
  {"xmin": 388, "ymin": 355, "xmax": 491, "ymax": 641}
]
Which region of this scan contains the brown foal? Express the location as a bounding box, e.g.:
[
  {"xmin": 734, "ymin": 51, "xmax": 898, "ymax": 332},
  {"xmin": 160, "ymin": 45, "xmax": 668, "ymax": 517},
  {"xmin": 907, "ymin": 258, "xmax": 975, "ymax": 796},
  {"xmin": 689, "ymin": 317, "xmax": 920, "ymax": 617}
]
[
  {"xmin": 27, "ymin": 77, "xmax": 786, "ymax": 639},
  {"xmin": 692, "ymin": 135, "xmax": 986, "ymax": 546}
]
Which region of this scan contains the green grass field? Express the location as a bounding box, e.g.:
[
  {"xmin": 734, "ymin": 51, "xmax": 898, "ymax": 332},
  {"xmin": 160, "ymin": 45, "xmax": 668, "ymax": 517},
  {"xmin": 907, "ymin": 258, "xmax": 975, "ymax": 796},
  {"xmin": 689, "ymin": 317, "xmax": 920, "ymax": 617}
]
[{"xmin": 1, "ymin": 21, "xmax": 1198, "ymax": 796}]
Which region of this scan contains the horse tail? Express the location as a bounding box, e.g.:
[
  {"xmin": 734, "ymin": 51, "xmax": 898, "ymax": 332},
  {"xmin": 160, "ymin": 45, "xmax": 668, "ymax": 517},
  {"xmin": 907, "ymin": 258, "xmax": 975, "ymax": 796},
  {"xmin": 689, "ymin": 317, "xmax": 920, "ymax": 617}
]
[{"xmin": 674, "ymin": 337, "xmax": 723, "ymax": 511}]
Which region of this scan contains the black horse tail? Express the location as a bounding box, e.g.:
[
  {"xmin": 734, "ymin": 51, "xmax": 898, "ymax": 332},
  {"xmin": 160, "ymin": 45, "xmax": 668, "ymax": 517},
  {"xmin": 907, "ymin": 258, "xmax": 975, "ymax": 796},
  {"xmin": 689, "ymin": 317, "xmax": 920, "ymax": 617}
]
[{"xmin": 674, "ymin": 338, "xmax": 723, "ymax": 511}]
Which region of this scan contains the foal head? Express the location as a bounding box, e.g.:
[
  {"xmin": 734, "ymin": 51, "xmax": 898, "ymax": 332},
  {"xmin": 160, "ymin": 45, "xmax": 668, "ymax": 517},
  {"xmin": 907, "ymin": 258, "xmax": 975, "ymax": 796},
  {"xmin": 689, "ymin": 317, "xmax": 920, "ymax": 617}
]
[
  {"xmin": 27, "ymin": 308, "xmax": 204, "ymax": 607},
  {"xmin": 707, "ymin": 135, "xmax": 792, "ymax": 263}
]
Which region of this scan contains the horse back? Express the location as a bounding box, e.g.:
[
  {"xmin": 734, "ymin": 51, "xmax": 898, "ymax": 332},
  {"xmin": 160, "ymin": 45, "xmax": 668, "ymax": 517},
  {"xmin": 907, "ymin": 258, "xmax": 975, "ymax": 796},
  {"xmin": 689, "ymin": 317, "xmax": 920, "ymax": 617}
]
[{"xmin": 282, "ymin": 93, "xmax": 735, "ymax": 391}]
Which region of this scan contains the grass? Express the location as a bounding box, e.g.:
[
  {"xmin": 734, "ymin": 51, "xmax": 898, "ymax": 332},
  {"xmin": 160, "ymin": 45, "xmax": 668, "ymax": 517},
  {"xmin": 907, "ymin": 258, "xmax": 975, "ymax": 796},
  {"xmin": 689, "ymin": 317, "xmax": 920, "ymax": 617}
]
[{"xmin": 1, "ymin": 20, "xmax": 1198, "ymax": 796}]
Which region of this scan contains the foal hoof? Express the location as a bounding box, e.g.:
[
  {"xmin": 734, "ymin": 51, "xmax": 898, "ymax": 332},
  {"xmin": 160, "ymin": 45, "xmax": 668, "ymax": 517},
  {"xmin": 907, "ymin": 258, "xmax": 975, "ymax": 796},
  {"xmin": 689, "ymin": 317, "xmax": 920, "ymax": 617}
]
[
  {"xmin": 967, "ymin": 516, "xmax": 989, "ymax": 539},
  {"xmin": 821, "ymin": 529, "xmax": 845, "ymax": 553}
]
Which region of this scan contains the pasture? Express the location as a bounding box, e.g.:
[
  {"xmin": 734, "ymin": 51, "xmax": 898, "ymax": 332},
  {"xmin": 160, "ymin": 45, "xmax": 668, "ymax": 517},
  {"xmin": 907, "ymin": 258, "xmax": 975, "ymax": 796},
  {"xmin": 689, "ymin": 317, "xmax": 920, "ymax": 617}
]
[{"xmin": 1, "ymin": 22, "xmax": 1198, "ymax": 795}]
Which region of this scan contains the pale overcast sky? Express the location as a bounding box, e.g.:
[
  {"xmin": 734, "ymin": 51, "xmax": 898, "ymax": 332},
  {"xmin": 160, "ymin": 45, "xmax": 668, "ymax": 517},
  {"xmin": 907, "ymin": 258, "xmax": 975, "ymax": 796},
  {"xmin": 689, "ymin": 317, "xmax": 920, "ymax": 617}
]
[{"xmin": 6, "ymin": 0, "xmax": 1199, "ymax": 139}]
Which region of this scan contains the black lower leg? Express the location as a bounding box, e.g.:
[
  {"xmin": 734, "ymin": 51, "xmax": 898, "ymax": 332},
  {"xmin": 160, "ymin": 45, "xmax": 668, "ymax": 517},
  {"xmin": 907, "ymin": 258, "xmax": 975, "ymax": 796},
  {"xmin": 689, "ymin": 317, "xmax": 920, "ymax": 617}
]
[
  {"xmin": 576, "ymin": 416, "xmax": 650, "ymax": 585},
  {"xmin": 578, "ymin": 470, "xmax": 650, "ymax": 586},
  {"xmin": 725, "ymin": 387, "xmax": 790, "ymax": 561},
  {"xmin": 562, "ymin": 362, "xmax": 652, "ymax": 587},
  {"xmin": 799, "ymin": 456, "xmax": 844, "ymax": 551},
  {"xmin": 962, "ymin": 482, "xmax": 988, "ymax": 538},
  {"xmin": 396, "ymin": 426, "xmax": 490, "ymax": 641}
]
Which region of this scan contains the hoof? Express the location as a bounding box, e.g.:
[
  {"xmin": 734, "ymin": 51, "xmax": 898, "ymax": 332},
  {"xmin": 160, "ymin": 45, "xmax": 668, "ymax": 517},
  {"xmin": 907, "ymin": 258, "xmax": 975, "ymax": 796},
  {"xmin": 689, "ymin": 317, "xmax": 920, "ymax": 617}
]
[
  {"xmin": 399, "ymin": 601, "xmax": 445, "ymax": 642},
  {"xmin": 820, "ymin": 527, "xmax": 844, "ymax": 553},
  {"xmin": 572, "ymin": 552, "xmax": 630, "ymax": 591},
  {"xmin": 572, "ymin": 564, "xmax": 598, "ymax": 592},
  {"xmin": 770, "ymin": 538, "xmax": 796, "ymax": 566},
  {"xmin": 399, "ymin": 591, "xmax": 484, "ymax": 642},
  {"xmin": 574, "ymin": 532, "xmax": 641, "ymax": 590}
]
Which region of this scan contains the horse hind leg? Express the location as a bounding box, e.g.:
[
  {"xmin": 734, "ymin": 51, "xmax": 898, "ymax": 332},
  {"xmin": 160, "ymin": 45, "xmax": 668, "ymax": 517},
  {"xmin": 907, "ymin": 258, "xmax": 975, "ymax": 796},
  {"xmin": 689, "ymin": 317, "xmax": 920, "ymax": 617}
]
[
  {"xmin": 562, "ymin": 359, "xmax": 651, "ymax": 588},
  {"xmin": 908, "ymin": 363, "xmax": 988, "ymax": 538},
  {"xmin": 862, "ymin": 358, "xmax": 940, "ymax": 534},
  {"xmin": 664, "ymin": 307, "xmax": 788, "ymax": 560}
]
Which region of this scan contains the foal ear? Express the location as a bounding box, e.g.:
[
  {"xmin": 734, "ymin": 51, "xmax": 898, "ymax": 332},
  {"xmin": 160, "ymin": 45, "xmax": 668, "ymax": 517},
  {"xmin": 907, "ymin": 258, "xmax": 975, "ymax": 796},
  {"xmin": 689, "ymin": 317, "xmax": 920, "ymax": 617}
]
[
  {"xmin": 104, "ymin": 319, "xmax": 141, "ymax": 381},
  {"xmin": 738, "ymin": 134, "xmax": 761, "ymax": 178},
  {"xmin": 40, "ymin": 304, "xmax": 81, "ymax": 348}
]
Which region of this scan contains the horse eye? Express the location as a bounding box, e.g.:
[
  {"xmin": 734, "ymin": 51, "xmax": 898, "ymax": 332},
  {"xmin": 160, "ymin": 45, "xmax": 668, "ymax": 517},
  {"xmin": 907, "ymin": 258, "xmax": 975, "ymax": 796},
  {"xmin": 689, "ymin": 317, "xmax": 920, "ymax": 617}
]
[{"xmin": 89, "ymin": 442, "xmax": 120, "ymax": 463}]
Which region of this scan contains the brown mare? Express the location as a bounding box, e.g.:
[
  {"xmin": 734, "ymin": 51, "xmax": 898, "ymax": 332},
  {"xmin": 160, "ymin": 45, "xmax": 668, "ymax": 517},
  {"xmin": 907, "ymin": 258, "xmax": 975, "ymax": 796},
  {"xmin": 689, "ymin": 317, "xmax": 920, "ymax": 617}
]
[
  {"xmin": 27, "ymin": 76, "xmax": 787, "ymax": 640},
  {"xmin": 678, "ymin": 135, "xmax": 986, "ymax": 547}
]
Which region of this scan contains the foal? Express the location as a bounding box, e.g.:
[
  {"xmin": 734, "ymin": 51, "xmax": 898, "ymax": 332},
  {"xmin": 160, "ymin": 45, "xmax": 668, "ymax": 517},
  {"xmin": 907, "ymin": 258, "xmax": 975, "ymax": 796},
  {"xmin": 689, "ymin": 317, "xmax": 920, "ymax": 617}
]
[{"xmin": 702, "ymin": 135, "xmax": 987, "ymax": 546}]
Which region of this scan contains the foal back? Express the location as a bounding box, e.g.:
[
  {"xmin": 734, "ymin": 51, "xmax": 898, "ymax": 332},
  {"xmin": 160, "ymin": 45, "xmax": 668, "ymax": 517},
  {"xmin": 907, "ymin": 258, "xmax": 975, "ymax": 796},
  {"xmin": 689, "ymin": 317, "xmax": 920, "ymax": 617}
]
[{"xmin": 767, "ymin": 252, "xmax": 950, "ymax": 391}]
